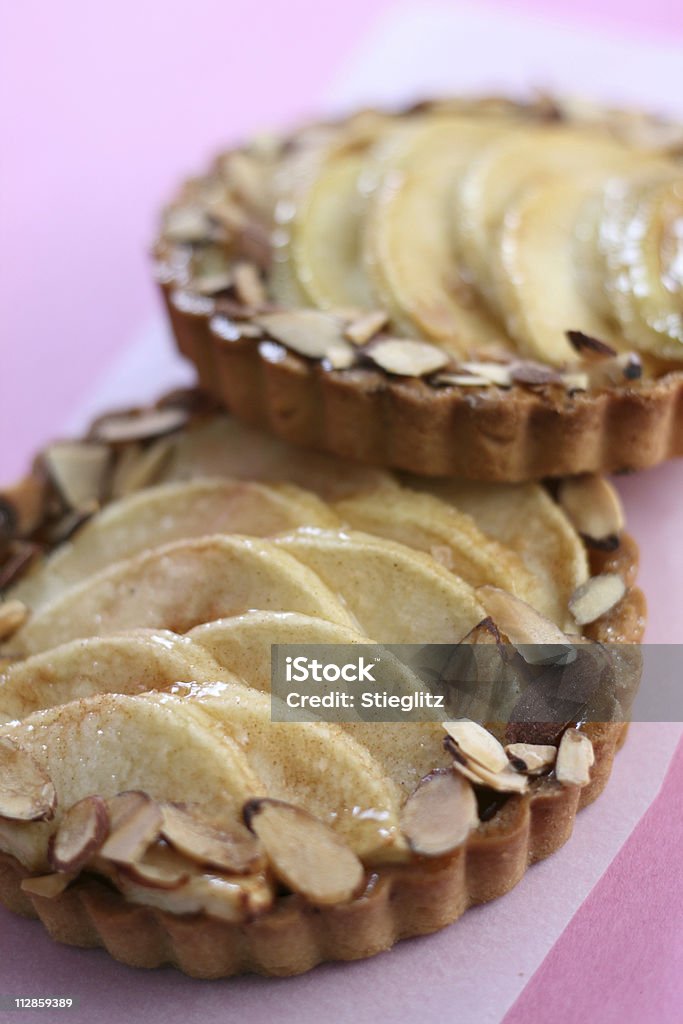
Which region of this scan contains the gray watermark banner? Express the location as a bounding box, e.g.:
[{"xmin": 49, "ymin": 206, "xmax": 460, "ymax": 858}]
[{"xmin": 271, "ymin": 643, "xmax": 682, "ymax": 725}]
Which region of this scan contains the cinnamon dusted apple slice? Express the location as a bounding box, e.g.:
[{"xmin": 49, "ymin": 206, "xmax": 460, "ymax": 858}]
[
  {"xmin": 9, "ymin": 536, "xmax": 357, "ymax": 657},
  {"xmin": 12, "ymin": 478, "xmax": 341, "ymax": 611},
  {"xmin": 0, "ymin": 693, "xmax": 260, "ymax": 871},
  {"xmin": 0, "ymin": 630, "xmax": 237, "ymax": 724},
  {"xmin": 406, "ymin": 478, "xmax": 589, "ymax": 631},
  {"xmin": 363, "ymin": 117, "xmax": 508, "ymax": 352},
  {"xmin": 274, "ymin": 529, "xmax": 485, "ymax": 643},
  {"xmin": 334, "ymin": 485, "xmax": 542, "ymax": 606},
  {"xmin": 244, "ymin": 799, "xmax": 364, "ymax": 906},
  {"xmin": 0, "ymin": 737, "xmax": 56, "ymax": 822},
  {"xmin": 170, "ymin": 682, "xmax": 406, "ymax": 861},
  {"xmin": 453, "ymin": 125, "xmax": 628, "ymax": 309},
  {"xmin": 599, "ymin": 171, "xmax": 683, "ymax": 359}
]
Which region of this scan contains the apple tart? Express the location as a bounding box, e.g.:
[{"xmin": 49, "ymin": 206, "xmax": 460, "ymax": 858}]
[
  {"xmin": 153, "ymin": 95, "xmax": 683, "ymax": 479},
  {"xmin": 0, "ymin": 393, "xmax": 645, "ymax": 977}
]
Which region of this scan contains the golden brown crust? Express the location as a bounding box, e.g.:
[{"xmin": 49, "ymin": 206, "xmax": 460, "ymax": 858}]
[{"xmin": 165, "ymin": 286, "xmax": 683, "ymax": 481}]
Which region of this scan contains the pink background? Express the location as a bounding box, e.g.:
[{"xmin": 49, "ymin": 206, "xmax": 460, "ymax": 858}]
[{"xmin": 1, "ymin": 3, "xmax": 682, "ymax": 1022}]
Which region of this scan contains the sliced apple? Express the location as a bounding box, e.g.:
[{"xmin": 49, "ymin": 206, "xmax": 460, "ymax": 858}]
[
  {"xmin": 274, "ymin": 529, "xmax": 485, "ymax": 642},
  {"xmin": 363, "ymin": 116, "xmax": 509, "ymax": 353},
  {"xmin": 405, "ymin": 477, "xmax": 588, "ymax": 631},
  {"xmin": 0, "ymin": 629, "xmax": 237, "ymax": 724},
  {"xmin": 156, "ymin": 683, "xmax": 406, "ymax": 861},
  {"xmin": 334, "ymin": 484, "xmax": 543, "ymax": 607},
  {"xmin": 10, "ymin": 535, "xmax": 357, "ymax": 657},
  {"xmin": 0, "ymin": 693, "xmax": 259, "ymax": 871},
  {"xmin": 12, "ymin": 478, "xmax": 340, "ymax": 611}
]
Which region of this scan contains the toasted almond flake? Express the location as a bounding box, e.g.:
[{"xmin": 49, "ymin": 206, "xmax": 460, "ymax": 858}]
[
  {"xmin": 446, "ymin": 739, "xmax": 529, "ymax": 793},
  {"xmin": 400, "ymin": 770, "xmax": 478, "ymax": 856},
  {"xmin": 476, "ymin": 585, "xmax": 576, "ymax": 665},
  {"xmin": 368, "ymin": 339, "xmax": 449, "ymax": 377},
  {"xmin": 161, "ymin": 803, "xmax": 264, "ymax": 874},
  {"xmin": 0, "ymin": 737, "xmax": 56, "ymax": 822},
  {"xmin": 118, "ymin": 843, "xmax": 192, "ymax": 890},
  {"xmin": 255, "ymin": 310, "xmax": 348, "ymax": 360},
  {"xmin": 509, "ymin": 361, "xmax": 563, "ymax": 386},
  {"xmin": 49, "ymin": 796, "xmax": 109, "ymax": 873},
  {"xmin": 557, "ymin": 475, "xmax": 625, "ymax": 548},
  {"xmin": 442, "ymin": 720, "xmax": 509, "ymax": 773},
  {"xmin": 233, "ymin": 262, "xmax": 267, "ymax": 307},
  {"xmin": 344, "ymin": 310, "xmax": 388, "ymax": 345},
  {"xmin": 568, "ymin": 573, "xmax": 626, "ymax": 625},
  {"xmin": 0, "ymin": 600, "xmax": 29, "ymax": 641},
  {"xmin": 324, "ymin": 344, "xmax": 356, "ymax": 370},
  {"xmin": 111, "ymin": 437, "xmax": 175, "ymax": 498},
  {"xmin": 92, "ymin": 407, "xmax": 189, "ymax": 445},
  {"xmin": 461, "ymin": 617, "xmax": 503, "ymax": 646},
  {"xmin": 566, "ymin": 330, "xmax": 617, "ymax": 360},
  {"xmin": 432, "ymin": 372, "xmax": 492, "ymax": 388},
  {"xmin": 505, "ymin": 743, "xmax": 557, "ymax": 775},
  {"xmin": 0, "ymin": 475, "xmax": 46, "ymax": 538},
  {"xmin": 193, "ymin": 271, "xmax": 234, "ymax": 296},
  {"xmin": 459, "ymin": 362, "xmax": 513, "ymax": 386},
  {"xmin": 244, "ymin": 799, "xmax": 363, "ymax": 906},
  {"xmin": 100, "ymin": 792, "xmax": 163, "ymax": 864},
  {"xmin": 164, "ymin": 205, "xmax": 210, "ymax": 243},
  {"xmin": 42, "ymin": 442, "xmax": 110, "ymax": 510},
  {"xmin": 555, "ymin": 729, "xmax": 594, "ymax": 786},
  {"xmin": 21, "ymin": 872, "xmax": 75, "ymax": 899},
  {"xmin": 0, "ymin": 542, "xmax": 40, "ymax": 591},
  {"xmin": 561, "ymin": 371, "xmax": 589, "ymax": 392}
]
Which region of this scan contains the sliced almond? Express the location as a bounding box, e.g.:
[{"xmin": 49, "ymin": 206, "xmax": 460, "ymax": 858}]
[
  {"xmin": 461, "ymin": 617, "xmax": 503, "ymax": 646},
  {"xmin": 0, "ymin": 600, "xmax": 29, "ymax": 641},
  {"xmin": 118, "ymin": 842, "xmax": 192, "ymax": 890},
  {"xmin": 0, "ymin": 474, "xmax": 47, "ymax": 538},
  {"xmin": 0, "ymin": 542, "xmax": 40, "ymax": 591},
  {"xmin": 21, "ymin": 872, "xmax": 75, "ymax": 899},
  {"xmin": 505, "ymin": 743, "xmax": 557, "ymax": 775},
  {"xmin": 476, "ymin": 585, "xmax": 575, "ymax": 665},
  {"xmin": 442, "ymin": 720, "xmax": 509, "ymax": 773},
  {"xmin": 49, "ymin": 795, "xmax": 109, "ymax": 872},
  {"xmin": 164, "ymin": 205, "xmax": 210, "ymax": 243},
  {"xmin": 110, "ymin": 437, "xmax": 175, "ymax": 498},
  {"xmin": 509, "ymin": 361, "xmax": 563, "ymax": 386},
  {"xmin": 561, "ymin": 371, "xmax": 589, "ymax": 392},
  {"xmin": 91, "ymin": 407, "xmax": 189, "ymax": 445},
  {"xmin": 161, "ymin": 803, "xmax": 264, "ymax": 874},
  {"xmin": 557, "ymin": 475, "xmax": 625, "ymax": 549},
  {"xmin": 368, "ymin": 339, "xmax": 449, "ymax": 377},
  {"xmin": 566, "ymin": 330, "xmax": 617, "ymax": 361},
  {"xmin": 243, "ymin": 799, "xmax": 363, "ymax": 906},
  {"xmin": 193, "ymin": 271, "xmax": 234, "ymax": 296},
  {"xmin": 400, "ymin": 770, "xmax": 478, "ymax": 856},
  {"xmin": 255, "ymin": 310, "xmax": 351, "ymax": 361},
  {"xmin": 432, "ymin": 372, "xmax": 492, "ymax": 388},
  {"xmin": 555, "ymin": 729, "xmax": 594, "ymax": 786},
  {"xmin": 446, "ymin": 739, "xmax": 529, "ymax": 794},
  {"xmin": 344, "ymin": 310, "xmax": 388, "ymax": 346},
  {"xmin": 459, "ymin": 362, "xmax": 512, "ymax": 386},
  {"xmin": 42, "ymin": 442, "xmax": 110, "ymax": 510},
  {"xmin": 0, "ymin": 738, "xmax": 56, "ymax": 821},
  {"xmin": 233, "ymin": 261, "xmax": 267, "ymax": 307},
  {"xmin": 324, "ymin": 344, "xmax": 356, "ymax": 370},
  {"xmin": 568, "ymin": 573, "xmax": 626, "ymax": 625},
  {"xmin": 100, "ymin": 791, "xmax": 163, "ymax": 864}
]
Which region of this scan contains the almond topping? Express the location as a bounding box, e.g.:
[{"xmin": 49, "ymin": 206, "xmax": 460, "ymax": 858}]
[
  {"xmin": 164, "ymin": 205, "xmax": 210, "ymax": 243},
  {"xmin": 0, "ymin": 738, "xmax": 56, "ymax": 821},
  {"xmin": 324, "ymin": 344, "xmax": 356, "ymax": 370},
  {"xmin": 442, "ymin": 720, "xmax": 509, "ymax": 773},
  {"xmin": 110, "ymin": 438, "xmax": 176, "ymax": 498},
  {"xmin": 566, "ymin": 330, "xmax": 617, "ymax": 360},
  {"xmin": 509, "ymin": 361, "xmax": 563, "ymax": 386},
  {"xmin": 233, "ymin": 262, "xmax": 267, "ymax": 307},
  {"xmin": 100, "ymin": 792, "xmax": 163, "ymax": 864},
  {"xmin": 193, "ymin": 271, "xmax": 234, "ymax": 296},
  {"xmin": 118, "ymin": 843, "xmax": 192, "ymax": 891},
  {"xmin": 244, "ymin": 799, "xmax": 363, "ymax": 906},
  {"xmin": 0, "ymin": 600, "xmax": 29, "ymax": 641},
  {"xmin": 555, "ymin": 729, "xmax": 594, "ymax": 786},
  {"xmin": 557, "ymin": 475, "xmax": 625, "ymax": 549},
  {"xmin": 505, "ymin": 743, "xmax": 557, "ymax": 775},
  {"xmin": 49, "ymin": 795, "xmax": 109, "ymax": 873},
  {"xmin": 568, "ymin": 573, "xmax": 626, "ymax": 625},
  {"xmin": 445, "ymin": 738, "xmax": 529, "ymax": 793},
  {"xmin": 255, "ymin": 310, "xmax": 351, "ymax": 361},
  {"xmin": 344, "ymin": 310, "xmax": 388, "ymax": 345},
  {"xmin": 432, "ymin": 372, "xmax": 492, "ymax": 388},
  {"xmin": 368, "ymin": 339, "xmax": 449, "ymax": 377},
  {"xmin": 459, "ymin": 362, "xmax": 513, "ymax": 386},
  {"xmin": 0, "ymin": 475, "xmax": 47, "ymax": 538},
  {"xmin": 42, "ymin": 442, "xmax": 110, "ymax": 510},
  {"xmin": 91, "ymin": 407, "xmax": 189, "ymax": 445},
  {"xmin": 400, "ymin": 770, "xmax": 478, "ymax": 856},
  {"xmin": 21, "ymin": 872, "xmax": 76, "ymax": 899},
  {"xmin": 476, "ymin": 585, "xmax": 576, "ymax": 665},
  {"xmin": 161, "ymin": 803, "xmax": 264, "ymax": 874},
  {"xmin": 561, "ymin": 371, "xmax": 589, "ymax": 392}
]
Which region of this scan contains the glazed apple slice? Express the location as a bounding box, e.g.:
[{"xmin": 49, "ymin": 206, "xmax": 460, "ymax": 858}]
[
  {"xmin": 274, "ymin": 529, "xmax": 485, "ymax": 642},
  {"xmin": 156, "ymin": 683, "xmax": 407, "ymax": 861},
  {"xmin": 599, "ymin": 170, "xmax": 683, "ymax": 359},
  {"xmin": 12, "ymin": 478, "xmax": 341, "ymax": 611},
  {"xmin": 0, "ymin": 630, "xmax": 237, "ymax": 724},
  {"xmin": 453, "ymin": 125, "xmax": 630, "ymax": 311},
  {"xmin": 10, "ymin": 536, "xmax": 357, "ymax": 657},
  {"xmin": 0, "ymin": 693, "xmax": 259, "ymax": 871},
  {"xmin": 363, "ymin": 116, "xmax": 508, "ymax": 352}
]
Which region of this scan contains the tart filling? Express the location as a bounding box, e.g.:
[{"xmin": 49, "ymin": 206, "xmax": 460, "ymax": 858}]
[{"xmin": 0, "ymin": 394, "xmax": 644, "ymax": 941}]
